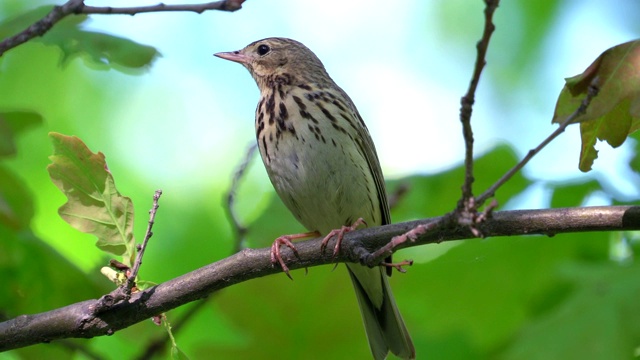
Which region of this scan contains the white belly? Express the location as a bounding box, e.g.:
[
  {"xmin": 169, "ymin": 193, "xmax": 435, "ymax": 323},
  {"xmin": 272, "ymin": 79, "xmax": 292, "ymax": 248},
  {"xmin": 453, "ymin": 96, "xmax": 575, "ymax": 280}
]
[{"xmin": 260, "ymin": 118, "xmax": 379, "ymax": 234}]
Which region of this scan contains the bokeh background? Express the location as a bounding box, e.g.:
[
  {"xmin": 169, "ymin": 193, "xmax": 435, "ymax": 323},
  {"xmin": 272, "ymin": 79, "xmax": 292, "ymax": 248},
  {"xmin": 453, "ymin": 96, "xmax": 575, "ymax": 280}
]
[{"xmin": 1, "ymin": 0, "xmax": 640, "ymax": 359}]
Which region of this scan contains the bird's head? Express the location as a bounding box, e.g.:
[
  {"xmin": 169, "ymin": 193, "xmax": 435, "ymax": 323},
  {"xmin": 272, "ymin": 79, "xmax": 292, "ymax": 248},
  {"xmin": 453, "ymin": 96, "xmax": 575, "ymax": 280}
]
[{"xmin": 215, "ymin": 37, "xmax": 330, "ymax": 88}]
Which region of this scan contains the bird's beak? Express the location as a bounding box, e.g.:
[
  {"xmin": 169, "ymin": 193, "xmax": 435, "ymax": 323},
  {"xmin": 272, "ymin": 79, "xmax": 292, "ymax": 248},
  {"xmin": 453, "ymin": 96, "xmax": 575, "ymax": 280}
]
[{"xmin": 214, "ymin": 51, "xmax": 248, "ymax": 64}]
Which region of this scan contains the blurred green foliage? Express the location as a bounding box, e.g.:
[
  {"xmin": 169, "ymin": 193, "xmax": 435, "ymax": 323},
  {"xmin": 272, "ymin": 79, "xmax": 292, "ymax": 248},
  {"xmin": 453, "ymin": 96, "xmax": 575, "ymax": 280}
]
[{"xmin": 1, "ymin": 1, "xmax": 639, "ymax": 360}]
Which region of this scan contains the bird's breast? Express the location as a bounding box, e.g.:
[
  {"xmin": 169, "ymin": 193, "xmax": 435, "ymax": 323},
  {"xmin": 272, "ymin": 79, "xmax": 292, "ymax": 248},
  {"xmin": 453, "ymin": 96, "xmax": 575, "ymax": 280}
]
[{"xmin": 254, "ymin": 86, "xmax": 380, "ymax": 233}]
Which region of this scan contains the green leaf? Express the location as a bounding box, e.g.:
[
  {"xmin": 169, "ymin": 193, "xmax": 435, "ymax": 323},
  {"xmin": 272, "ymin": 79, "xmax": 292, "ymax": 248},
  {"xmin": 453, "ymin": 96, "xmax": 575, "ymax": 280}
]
[
  {"xmin": 0, "ymin": 5, "xmax": 159, "ymax": 70},
  {"xmin": 552, "ymin": 40, "xmax": 640, "ymax": 172},
  {"xmin": 0, "ymin": 165, "xmax": 34, "ymax": 230},
  {"xmin": 136, "ymin": 280, "xmax": 158, "ymax": 291},
  {"xmin": 549, "ymin": 179, "xmax": 601, "ymax": 208},
  {"xmin": 0, "ymin": 111, "xmax": 42, "ymax": 157},
  {"xmin": 409, "ymin": 230, "xmax": 613, "ymax": 358},
  {"xmin": 0, "ymin": 6, "xmax": 51, "ymax": 41},
  {"xmin": 43, "ymin": 21, "xmax": 160, "ymax": 70},
  {"xmin": 389, "ymin": 144, "xmax": 531, "ymax": 221},
  {"xmin": 502, "ymin": 263, "xmax": 640, "ymax": 360},
  {"xmin": 46, "ymin": 132, "xmax": 135, "ymax": 265},
  {"xmin": 0, "ymin": 111, "xmax": 41, "ymax": 230},
  {"xmin": 170, "ymin": 346, "xmax": 190, "ymax": 360},
  {"xmin": 0, "ymin": 226, "xmax": 109, "ymax": 319}
]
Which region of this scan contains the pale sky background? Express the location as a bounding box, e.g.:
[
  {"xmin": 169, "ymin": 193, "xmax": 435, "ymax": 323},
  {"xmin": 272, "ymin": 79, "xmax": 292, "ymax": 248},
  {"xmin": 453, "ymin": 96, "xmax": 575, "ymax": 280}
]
[{"xmin": 77, "ymin": 0, "xmax": 640, "ymax": 209}]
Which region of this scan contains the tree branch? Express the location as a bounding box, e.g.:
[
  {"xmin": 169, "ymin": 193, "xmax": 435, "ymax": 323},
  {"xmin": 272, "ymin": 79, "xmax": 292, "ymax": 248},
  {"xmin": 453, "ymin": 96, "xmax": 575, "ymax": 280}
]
[
  {"xmin": 126, "ymin": 190, "xmax": 163, "ymax": 293},
  {"xmin": 224, "ymin": 143, "xmax": 258, "ymax": 252},
  {"xmin": 0, "ymin": 0, "xmax": 245, "ymax": 57},
  {"xmin": 457, "ymin": 0, "xmax": 500, "ymax": 206},
  {"xmin": 1, "ymin": 205, "xmax": 638, "ymax": 351},
  {"xmin": 0, "ymin": 0, "xmax": 84, "ymax": 57},
  {"xmin": 81, "ymin": 0, "xmax": 244, "ymax": 15}
]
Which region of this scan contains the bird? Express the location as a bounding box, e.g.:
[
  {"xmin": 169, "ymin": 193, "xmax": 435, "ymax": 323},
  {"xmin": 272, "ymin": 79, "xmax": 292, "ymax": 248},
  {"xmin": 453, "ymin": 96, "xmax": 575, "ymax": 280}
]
[{"xmin": 215, "ymin": 37, "xmax": 415, "ymax": 360}]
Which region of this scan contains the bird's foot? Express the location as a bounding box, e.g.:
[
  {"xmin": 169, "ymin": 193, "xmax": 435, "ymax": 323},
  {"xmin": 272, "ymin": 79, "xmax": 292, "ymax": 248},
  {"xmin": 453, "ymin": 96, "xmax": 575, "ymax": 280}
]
[
  {"xmin": 321, "ymin": 218, "xmax": 367, "ymax": 257},
  {"xmin": 271, "ymin": 231, "xmax": 319, "ymax": 279},
  {"xmin": 380, "ymin": 259, "xmax": 414, "ymax": 273}
]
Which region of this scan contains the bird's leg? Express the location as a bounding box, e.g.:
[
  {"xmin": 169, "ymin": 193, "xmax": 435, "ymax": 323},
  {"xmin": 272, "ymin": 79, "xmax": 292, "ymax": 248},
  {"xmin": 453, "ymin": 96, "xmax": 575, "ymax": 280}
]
[
  {"xmin": 321, "ymin": 217, "xmax": 367, "ymax": 257},
  {"xmin": 271, "ymin": 231, "xmax": 320, "ymax": 279}
]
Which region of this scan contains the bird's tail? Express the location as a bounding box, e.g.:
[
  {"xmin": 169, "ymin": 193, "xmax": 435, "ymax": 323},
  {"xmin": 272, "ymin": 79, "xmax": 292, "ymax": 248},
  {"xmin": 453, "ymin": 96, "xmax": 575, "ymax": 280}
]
[{"xmin": 346, "ymin": 264, "xmax": 415, "ymax": 360}]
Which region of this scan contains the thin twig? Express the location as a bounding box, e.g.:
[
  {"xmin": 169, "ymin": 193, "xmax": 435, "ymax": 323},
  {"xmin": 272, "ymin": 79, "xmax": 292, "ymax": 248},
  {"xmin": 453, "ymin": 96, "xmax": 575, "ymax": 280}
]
[
  {"xmin": 141, "ymin": 142, "xmax": 256, "ymax": 355},
  {"xmin": 475, "ymin": 83, "xmax": 600, "ymax": 205},
  {"xmin": 457, "ymin": 0, "xmax": 500, "ymax": 209},
  {"xmin": 141, "ymin": 142, "xmax": 257, "ymax": 356},
  {"xmin": 144, "ymin": 143, "xmax": 257, "ymax": 355},
  {"xmin": 126, "ymin": 190, "xmax": 163, "ymax": 293},
  {"xmin": 225, "ymin": 143, "xmax": 258, "ymax": 253},
  {"xmin": 140, "ymin": 144, "xmax": 258, "ymax": 356},
  {"xmin": 0, "ymin": 0, "xmax": 245, "ymax": 58},
  {"xmin": 81, "ymin": 0, "xmax": 244, "ymax": 15}
]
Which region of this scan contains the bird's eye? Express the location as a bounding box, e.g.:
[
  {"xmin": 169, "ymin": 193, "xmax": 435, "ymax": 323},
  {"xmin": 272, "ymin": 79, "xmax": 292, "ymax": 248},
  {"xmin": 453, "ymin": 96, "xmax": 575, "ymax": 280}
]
[{"xmin": 257, "ymin": 44, "xmax": 270, "ymax": 56}]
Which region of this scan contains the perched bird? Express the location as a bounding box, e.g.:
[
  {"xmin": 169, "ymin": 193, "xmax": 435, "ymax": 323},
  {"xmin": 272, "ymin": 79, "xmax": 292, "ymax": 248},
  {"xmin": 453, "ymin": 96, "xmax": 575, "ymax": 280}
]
[{"xmin": 215, "ymin": 38, "xmax": 415, "ymax": 360}]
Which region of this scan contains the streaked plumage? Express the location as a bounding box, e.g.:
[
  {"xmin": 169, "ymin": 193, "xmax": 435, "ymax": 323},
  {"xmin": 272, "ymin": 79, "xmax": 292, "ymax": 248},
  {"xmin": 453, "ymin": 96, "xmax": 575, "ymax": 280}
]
[{"xmin": 215, "ymin": 37, "xmax": 415, "ymax": 360}]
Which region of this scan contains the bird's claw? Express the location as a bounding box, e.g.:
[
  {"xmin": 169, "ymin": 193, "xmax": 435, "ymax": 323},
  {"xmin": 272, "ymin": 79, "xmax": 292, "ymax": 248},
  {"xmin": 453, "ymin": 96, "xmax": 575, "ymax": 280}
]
[
  {"xmin": 321, "ymin": 217, "xmax": 367, "ymax": 257},
  {"xmin": 270, "ymin": 231, "xmax": 319, "ymax": 279},
  {"xmin": 271, "ymin": 236, "xmax": 299, "ymax": 280},
  {"xmin": 380, "ymin": 259, "xmax": 414, "ymax": 273}
]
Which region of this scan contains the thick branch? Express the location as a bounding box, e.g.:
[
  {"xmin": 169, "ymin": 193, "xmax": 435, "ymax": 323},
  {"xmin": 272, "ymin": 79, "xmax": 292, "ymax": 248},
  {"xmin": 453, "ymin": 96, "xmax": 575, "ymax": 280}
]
[{"xmin": 1, "ymin": 205, "xmax": 639, "ymax": 351}]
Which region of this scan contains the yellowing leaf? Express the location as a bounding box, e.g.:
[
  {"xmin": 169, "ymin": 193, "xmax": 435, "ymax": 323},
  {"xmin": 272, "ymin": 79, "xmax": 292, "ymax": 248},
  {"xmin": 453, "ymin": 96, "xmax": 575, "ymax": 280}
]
[
  {"xmin": 47, "ymin": 133, "xmax": 135, "ymax": 265},
  {"xmin": 552, "ymin": 40, "xmax": 640, "ymax": 172}
]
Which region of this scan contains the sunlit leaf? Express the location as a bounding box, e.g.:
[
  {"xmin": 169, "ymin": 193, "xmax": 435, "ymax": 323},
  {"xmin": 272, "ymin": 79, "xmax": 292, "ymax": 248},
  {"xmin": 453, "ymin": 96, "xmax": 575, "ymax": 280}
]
[
  {"xmin": 552, "ymin": 40, "xmax": 640, "ymax": 172},
  {"xmin": 47, "ymin": 132, "xmax": 135, "ymax": 265},
  {"xmin": 170, "ymin": 346, "xmax": 190, "ymax": 360},
  {"xmin": 163, "ymin": 317, "xmax": 190, "ymax": 360}
]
